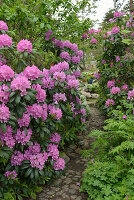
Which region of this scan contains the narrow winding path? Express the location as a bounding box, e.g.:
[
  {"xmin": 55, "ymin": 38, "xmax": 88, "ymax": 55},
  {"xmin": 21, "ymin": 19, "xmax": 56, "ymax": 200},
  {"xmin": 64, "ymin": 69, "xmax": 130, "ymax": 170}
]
[{"xmin": 38, "ymin": 105, "xmax": 105, "ymax": 200}]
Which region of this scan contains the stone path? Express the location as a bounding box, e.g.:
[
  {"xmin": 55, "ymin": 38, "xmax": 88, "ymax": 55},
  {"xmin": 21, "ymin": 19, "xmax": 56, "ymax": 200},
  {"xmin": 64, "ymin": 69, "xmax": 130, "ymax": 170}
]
[{"xmin": 38, "ymin": 105, "xmax": 105, "ymax": 200}]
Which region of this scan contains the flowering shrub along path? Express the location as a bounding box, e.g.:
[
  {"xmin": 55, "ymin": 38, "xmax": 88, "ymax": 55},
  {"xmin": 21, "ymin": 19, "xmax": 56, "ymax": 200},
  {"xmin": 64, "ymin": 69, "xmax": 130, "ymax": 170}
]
[{"xmin": 38, "ymin": 105, "xmax": 105, "ymax": 200}]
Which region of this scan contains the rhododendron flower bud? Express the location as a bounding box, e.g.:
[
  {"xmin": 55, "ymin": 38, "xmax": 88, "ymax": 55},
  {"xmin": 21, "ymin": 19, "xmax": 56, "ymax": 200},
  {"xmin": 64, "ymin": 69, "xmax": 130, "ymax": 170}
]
[
  {"xmin": 0, "ymin": 21, "xmax": 8, "ymax": 31},
  {"xmin": 17, "ymin": 39, "xmax": 32, "ymax": 53}
]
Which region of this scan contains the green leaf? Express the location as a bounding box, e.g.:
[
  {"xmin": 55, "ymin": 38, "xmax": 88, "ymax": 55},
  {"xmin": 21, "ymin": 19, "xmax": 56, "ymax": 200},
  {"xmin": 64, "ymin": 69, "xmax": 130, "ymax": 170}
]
[
  {"xmin": 17, "ymin": 195, "xmax": 23, "ymax": 200},
  {"xmin": 25, "ymin": 168, "xmax": 33, "ymax": 177},
  {"xmin": 34, "ymin": 169, "xmax": 39, "ymax": 180},
  {"xmin": 40, "ymin": 23, "xmax": 44, "ymax": 29},
  {"xmin": 9, "ymin": 91, "xmax": 16, "ymax": 98},
  {"xmin": 10, "ymin": 115, "xmax": 17, "ymax": 122},
  {"xmin": 15, "ymin": 94, "xmax": 21, "ymax": 104},
  {"xmin": 0, "ymin": 123, "xmax": 7, "ymax": 133}
]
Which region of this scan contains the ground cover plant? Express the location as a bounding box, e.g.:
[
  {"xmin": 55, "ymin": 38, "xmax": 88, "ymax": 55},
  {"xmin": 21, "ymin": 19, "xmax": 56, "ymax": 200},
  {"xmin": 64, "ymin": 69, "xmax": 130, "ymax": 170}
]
[{"xmin": 0, "ymin": 21, "xmax": 87, "ymax": 199}]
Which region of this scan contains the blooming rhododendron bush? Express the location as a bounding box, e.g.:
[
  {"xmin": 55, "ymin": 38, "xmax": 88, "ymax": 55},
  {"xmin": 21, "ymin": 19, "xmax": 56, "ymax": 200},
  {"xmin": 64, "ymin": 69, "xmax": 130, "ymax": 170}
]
[{"xmin": 0, "ymin": 22, "xmax": 86, "ymax": 199}]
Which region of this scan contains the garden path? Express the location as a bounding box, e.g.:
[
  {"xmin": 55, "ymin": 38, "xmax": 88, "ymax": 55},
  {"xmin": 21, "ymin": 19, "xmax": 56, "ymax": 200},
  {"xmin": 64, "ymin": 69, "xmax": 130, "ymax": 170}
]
[{"xmin": 38, "ymin": 104, "xmax": 105, "ymax": 200}]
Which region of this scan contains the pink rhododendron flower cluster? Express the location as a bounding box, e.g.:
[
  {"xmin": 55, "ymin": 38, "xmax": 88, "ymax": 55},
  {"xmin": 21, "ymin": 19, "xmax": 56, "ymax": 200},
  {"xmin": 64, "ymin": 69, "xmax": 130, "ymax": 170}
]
[
  {"xmin": 53, "ymin": 157, "xmax": 65, "ymax": 170},
  {"xmin": 72, "ymin": 56, "xmax": 80, "ymax": 64},
  {"xmin": 17, "ymin": 39, "xmax": 32, "ymax": 53},
  {"xmin": 116, "ymin": 56, "xmax": 120, "ymax": 62},
  {"xmin": 27, "ymin": 103, "xmax": 43, "ymax": 119},
  {"xmin": 30, "ymin": 151, "xmax": 48, "ymax": 170},
  {"xmin": 102, "ymin": 59, "xmax": 106, "ymax": 64},
  {"xmin": 73, "ymin": 70, "xmax": 81, "ymax": 77},
  {"xmin": 48, "ymin": 105, "xmax": 62, "ymax": 120},
  {"xmin": 121, "ymin": 84, "xmax": 129, "ymax": 91},
  {"xmin": 50, "ymin": 61, "xmax": 69, "ymax": 74},
  {"xmin": 77, "ymin": 50, "xmax": 83, "ymax": 57},
  {"xmin": 112, "ymin": 27, "xmax": 120, "ymax": 34},
  {"xmin": 4, "ymin": 170, "xmax": 17, "ymax": 179},
  {"xmin": 53, "ymin": 93, "xmax": 67, "ymax": 104},
  {"xmin": 60, "ymin": 52, "xmax": 71, "ymax": 61},
  {"xmin": 71, "ymin": 43, "xmax": 78, "ymax": 51},
  {"xmin": 47, "ymin": 143, "xmax": 59, "ymax": 160},
  {"xmin": 91, "ymin": 38, "xmax": 97, "ymax": 44},
  {"xmin": 11, "ymin": 76, "xmax": 31, "ymax": 96},
  {"xmin": 32, "ymin": 84, "xmax": 46, "ymax": 103},
  {"xmin": 0, "ymin": 34, "xmax": 12, "ymax": 48},
  {"xmin": 67, "ymin": 79, "xmax": 79, "ymax": 89},
  {"xmin": 23, "ymin": 65, "xmax": 41, "ymax": 80},
  {"xmin": 0, "ymin": 21, "xmax": 8, "ymax": 31},
  {"xmin": 127, "ymin": 88, "xmax": 134, "ymax": 100},
  {"xmin": 53, "ymin": 71, "xmax": 66, "ymax": 82},
  {"xmin": 0, "ymin": 126, "xmax": 15, "ymax": 148},
  {"xmin": 53, "ymin": 39, "xmax": 64, "ymax": 48},
  {"xmin": 0, "ymin": 104, "xmax": 10, "ymax": 123},
  {"xmin": 114, "ymin": 11, "xmax": 125, "ymax": 18},
  {"xmin": 82, "ymin": 33, "xmax": 89, "ymax": 39},
  {"xmin": 0, "ymin": 65, "xmax": 14, "ymax": 81},
  {"xmin": 18, "ymin": 113, "xmax": 30, "ymax": 128},
  {"xmin": 105, "ymin": 99, "xmax": 115, "ymax": 107},
  {"xmin": 45, "ymin": 30, "xmax": 53, "ymax": 40},
  {"xmin": 11, "ymin": 151, "xmax": 24, "ymax": 166},
  {"xmin": 14, "ymin": 128, "xmax": 32, "ymax": 145},
  {"xmin": 50, "ymin": 132, "xmax": 61, "ymax": 144},
  {"xmin": 0, "ymin": 84, "xmax": 11, "ymax": 104},
  {"xmin": 111, "ymin": 87, "xmax": 121, "ymax": 94},
  {"xmin": 107, "ymin": 80, "xmax": 115, "ymax": 88}
]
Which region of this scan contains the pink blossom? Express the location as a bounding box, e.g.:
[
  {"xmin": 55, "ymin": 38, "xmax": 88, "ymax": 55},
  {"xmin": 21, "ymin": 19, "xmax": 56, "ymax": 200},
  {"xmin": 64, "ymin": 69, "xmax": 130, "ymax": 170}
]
[
  {"xmin": 17, "ymin": 39, "xmax": 32, "ymax": 53},
  {"xmin": 105, "ymin": 99, "xmax": 115, "ymax": 107},
  {"xmin": 53, "ymin": 93, "xmax": 67, "ymax": 104},
  {"xmin": 18, "ymin": 113, "xmax": 30, "ymax": 128},
  {"xmin": 54, "ymin": 157, "xmax": 65, "ymax": 170},
  {"xmin": 45, "ymin": 30, "xmax": 53, "ymax": 40},
  {"xmin": 30, "ymin": 152, "xmax": 48, "ymax": 170},
  {"xmin": 14, "ymin": 128, "xmax": 32, "ymax": 145},
  {"xmin": 32, "ymin": 84, "xmax": 46, "ymax": 103},
  {"xmin": 23, "ymin": 65, "xmax": 41, "ymax": 80},
  {"xmin": 11, "ymin": 76, "xmax": 31, "ymax": 96},
  {"xmin": 0, "ymin": 126, "xmax": 15, "ymax": 148},
  {"xmin": 27, "ymin": 103, "xmax": 43, "ymax": 119},
  {"xmin": 112, "ymin": 27, "xmax": 120, "ymax": 34},
  {"xmin": 127, "ymin": 88, "xmax": 134, "ymax": 100},
  {"xmin": 63, "ymin": 40, "xmax": 72, "ymax": 48},
  {"xmin": 48, "ymin": 105, "xmax": 62, "ymax": 120},
  {"xmin": 60, "ymin": 52, "xmax": 71, "ymax": 61},
  {"xmin": 71, "ymin": 43, "xmax": 78, "ymax": 52},
  {"xmin": 50, "ymin": 132, "xmax": 61, "ymax": 143},
  {"xmin": 80, "ymin": 108, "xmax": 86, "ymax": 116},
  {"xmin": 102, "ymin": 59, "xmax": 106, "ymax": 64},
  {"xmin": 91, "ymin": 38, "xmax": 97, "ymax": 44},
  {"xmin": 0, "ymin": 65, "xmax": 14, "ymax": 81},
  {"xmin": 121, "ymin": 84, "xmax": 129, "ymax": 91},
  {"xmin": 0, "ymin": 104, "xmax": 10, "ymax": 123},
  {"xmin": 77, "ymin": 50, "xmax": 83, "ymax": 57},
  {"xmin": 72, "ymin": 56, "xmax": 80, "ymax": 64},
  {"xmin": 47, "ymin": 143, "xmax": 59, "ymax": 160},
  {"xmin": 73, "ymin": 70, "xmax": 81, "ymax": 77},
  {"xmin": 0, "ymin": 34, "xmax": 12, "ymax": 48},
  {"xmin": 11, "ymin": 151, "xmax": 24, "ymax": 166},
  {"xmin": 116, "ymin": 56, "xmax": 120, "ymax": 62},
  {"xmin": 0, "ymin": 55, "xmax": 6, "ymax": 66},
  {"xmin": 67, "ymin": 79, "xmax": 79, "ymax": 89},
  {"xmin": 107, "ymin": 80, "xmax": 115, "ymax": 88},
  {"xmin": 4, "ymin": 170, "xmax": 17, "ymax": 179},
  {"xmin": 53, "ymin": 71, "xmax": 66, "ymax": 82},
  {"xmin": 0, "ymin": 21, "xmax": 8, "ymax": 31},
  {"xmin": 123, "ymin": 115, "xmax": 127, "ymax": 119},
  {"xmin": 111, "ymin": 87, "xmax": 121, "ymax": 94},
  {"xmin": 82, "ymin": 34, "xmax": 89, "ymax": 39},
  {"xmin": 42, "ymin": 103, "xmax": 47, "ymax": 121},
  {"xmin": 53, "ymin": 39, "xmax": 64, "ymax": 48},
  {"xmin": 0, "ymin": 84, "xmax": 11, "ymax": 104}
]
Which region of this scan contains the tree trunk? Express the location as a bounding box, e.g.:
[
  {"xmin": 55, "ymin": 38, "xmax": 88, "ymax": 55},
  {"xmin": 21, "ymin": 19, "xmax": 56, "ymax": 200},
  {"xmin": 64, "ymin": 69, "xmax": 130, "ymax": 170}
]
[{"xmin": 130, "ymin": 0, "xmax": 133, "ymax": 12}]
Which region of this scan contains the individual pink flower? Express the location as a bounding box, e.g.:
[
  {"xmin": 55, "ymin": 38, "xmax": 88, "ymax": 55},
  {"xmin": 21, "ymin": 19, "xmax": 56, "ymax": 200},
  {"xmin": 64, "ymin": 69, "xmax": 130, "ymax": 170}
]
[
  {"xmin": 107, "ymin": 80, "xmax": 115, "ymax": 88},
  {"xmin": 4, "ymin": 170, "xmax": 17, "ymax": 179},
  {"xmin": 50, "ymin": 132, "xmax": 61, "ymax": 144},
  {"xmin": 123, "ymin": 115, "xmax": 127, "ymax": 119},
  {"xmin": 112, "ymin": 27, "xmax": 120, "ymax": 34},
  {"xmin": 105, "ymin": 99, "xmax": 115, "ymax": 107},
  {"xmin": 23, "ymin": 65, "xmax": 41, "ymax": 80},
  {"xmin": 11, "ymin": 76, "xmax": 31, "ymax": 96},
  {"xmin": 0, "ymin": 34, "xmax": 12, "ymax": 48},
  {"xmin": 0, "ymin": 104, "xmax": 10, "ymax": 123},
  {"xmin": 0, "ymin": 21, "xmax": 8, "ymax": 31},
  {"xmin": 111, "ymin": 87, "xmax": 121, "ymax": 94},
  {"xmin": 54, "ymin": 157, "xmax": 65, "ymax": 170},
  {"xmin": 91, "ymin": 38, "xmax": 97, "ymax": 44},
  {"xmin": 17, "ymin": 39, "xmax": 32, "ymax": 53},
  {"xmin": 0, "ymin": 65, "xmax": 14, "ymax": 81}
]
